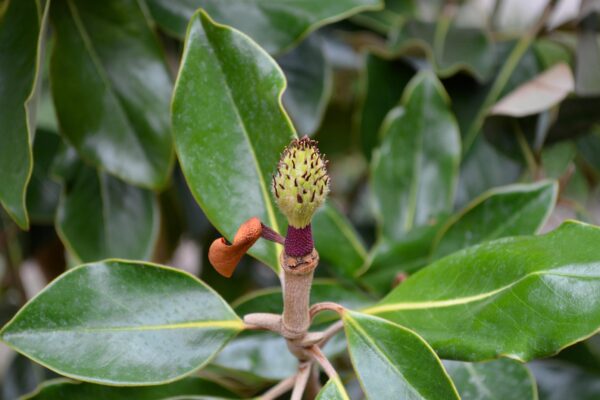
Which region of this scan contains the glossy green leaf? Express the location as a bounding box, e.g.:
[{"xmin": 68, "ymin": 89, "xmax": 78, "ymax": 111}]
[
  {"xmin": 0, "ymin": 0, "xmax": 49, "ymax": 229},
  {"xmin": 23, "ymin": 377, "xmax": 236, "ymax": 400},
  {"xmin": 445, "ymin": 359, "xmax": 537, "ymax": 400},
  {"xmin": 531, "ymin": 360, "xmax": 600, "ymax": 400},
  {"xmin": 212, "ymin": 280, "xmax": 371, "ymax": 380},
  {"xmin": 432, "ymin": 181, "xmax": 557, "ymax": 259},
  {"xmin": 355, "ymin": 52, "xmax": 414, "ymax": 159},
  {"xmin": 279, "ymin": 34, "xmax": 332, "ymax": 136},
  {"xmin": 343, "ymin": 311, "xmax": 460, "ymax": 400},
  {"xmin": 145, "ymin": 0, "xmax": 383, "ymax": 54},
  {"xmin": 312, "ymin": 204, "xmax": 368, "ymax": 279},
  {"xmin": 0, "ymin": 260, "xmax": 243, "ymax": 385},
  {"xmin": 56, "ymin": 162, "xmax": 159, "ymax": 263},
  {"xmin": 365, "ymin": 221, "xmax": 600, "ymax": 361},
  {"xmin": 316, "ymin": 378, "xmax": 350, "ymax": 400},
  {"xmin": 172, "ymin": 10, "xmax": 297, "ymax": 271},
  {"xmin": 371, "ymin": 71, "xmax": 460, "ymax": 241},
  {"xmin": 388, "ymin": 18, "xmax": 496, "ymax": 81},
  {"xmin": 50, "ymin": 0, "xmax": 173, "ymax": 189},
  {"xmin": 27, "ymin": 130, "xmax": 62, "ymax": 223}
]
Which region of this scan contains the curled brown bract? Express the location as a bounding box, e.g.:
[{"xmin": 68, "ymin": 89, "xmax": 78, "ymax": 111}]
[{"xmin": 208, "ymin": 217, "xmax": 262, "ymax": 277}]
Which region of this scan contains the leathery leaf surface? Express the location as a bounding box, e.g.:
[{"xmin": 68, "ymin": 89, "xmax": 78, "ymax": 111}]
[
  {"xmin": 365, "ymin": 221, "xmax": 600, "ymax": 361},
  {"xmin": 0, "ymin": 260, "xmax": 242, "ymax": 385}
]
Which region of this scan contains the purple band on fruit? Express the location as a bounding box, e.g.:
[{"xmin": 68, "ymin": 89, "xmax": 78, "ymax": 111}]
[{"xmin": 285, "ymin": 224, "xmax": 314, "ymax": 257}]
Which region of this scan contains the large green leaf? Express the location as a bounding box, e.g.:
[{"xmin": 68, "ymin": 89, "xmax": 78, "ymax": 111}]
[
  {"xmin": 145, "ymin": 0, "xmax": 383, "ymax": 54},
  {"xmin": 364, "ymin": 221, "xmax": 600, "ymax": 362},
  {"xmin": 23, "ymin": 377, "xmax": 236, "ymax": 400},
  {"xmin": 172, "ymin": 10, "xmax": 296, "ymax": 271},
  {"xmin": 432, "ymin": 181, "xmax": 557, "ymax": 259},
  {"xmin": 0, "ymin": 0, "xmax": 49, "ymax": 229},
  {"xmin": 316, "ymin": 378, "xmax": 350, "ymax": 400},
  {"xmin": 312, "ymin": 204, "xmax": 368, "ymax": 279},
  {"xmin": 343, "ymin": 311, "xmax": 460, "ymax": 400},
  {"xmin": 0, "ymin": 260, "xmax": 243, "ymax": 385},
  {"xmin": 279, "ymin": 34, "xmax": 332, "ymax": 136},
  {"xmin": 355, "ymin": 53, "xmax": 414, "ymax": 159},
  {"xmin": 56, "ymin": 162, "xmax": 159, "ymax": 263},
  {"xmin": 371, "ymin": 71, "xmax": 460, "ymax": 241},
  {"xmin": 445, "ymin": 359, "xmax": 537, "ymax": 400},
  {"xmin": 50, "ymin": 0, "xmax": 173, "ymax": 189}
]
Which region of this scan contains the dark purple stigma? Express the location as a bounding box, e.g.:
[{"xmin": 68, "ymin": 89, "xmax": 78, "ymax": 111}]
[{"xmin": 284, "ymin": 224, "xmax": 314, "ymax": 257}]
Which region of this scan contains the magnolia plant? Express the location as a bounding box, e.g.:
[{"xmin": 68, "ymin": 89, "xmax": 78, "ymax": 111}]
[{"xmin": 2, "ymin": 1, "xmax": 600, "ymax": 400}]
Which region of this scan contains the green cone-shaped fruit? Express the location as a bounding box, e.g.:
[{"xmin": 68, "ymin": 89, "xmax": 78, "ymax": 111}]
[{"xmin": 272, "ymin": 137, "xmax": 330, "ymax": 228}]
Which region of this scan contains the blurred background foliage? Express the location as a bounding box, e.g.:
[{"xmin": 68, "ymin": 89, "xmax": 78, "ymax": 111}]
[{"xmin": 1, "ymin": 0, "xmax": 600, "ymax": 398}]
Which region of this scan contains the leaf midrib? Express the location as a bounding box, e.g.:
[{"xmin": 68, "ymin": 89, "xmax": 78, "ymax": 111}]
[
  {"xmin": 4, "ymin": 320, "xmax": 243, "ymax": 336},
  {"xmin": 365, "ymin": 270, "xmax": 600, "ymax": 314},
  {"xmin": 200, "ymin": 14, "xmax": 281, "ymax": 236}
]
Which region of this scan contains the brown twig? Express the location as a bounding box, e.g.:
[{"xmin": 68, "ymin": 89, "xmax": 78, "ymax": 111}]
[
  {"xmin": 259, "ymin": 373, "xmax": 298, "ymax": 400},
  {"xmin": 308, "ymin": 345, "xmax": 338, "ymax": 380},
  {"xmin": 309, "ymin": 302, "xmax": 346, "ymax": 320},
  {"xmin": 318, "ymin": 320, "xmax": 344, "ymax": 347},
  {"xmin": 291, "ymin": 362, "xmax": 312, "ymax": 400}
]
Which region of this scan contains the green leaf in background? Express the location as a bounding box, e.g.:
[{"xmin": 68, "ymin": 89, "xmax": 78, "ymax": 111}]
[
  {"xmin": 358, "ymin": 224, "xmax": 440, "ymax": 295},
  {"xmin": 371, "ymin": 71, "xmax": 460, "ymax": 241},
  {"xmin": 212, "ymin": 280, "xmax": 371, "ymax": 381},
  {"xmin": 56, "ymin": 162, "xmax": 159, "ymax": 263},
  {"xmin": 0, "ymin": 0, "xmax": 49, "ymax": 229},
  {"xmin": 145, "ymin": 0, "xmax": 383, "ymax": 54},
  {"xmin": 541, "ymin": 142, "xmax": 576, "ymax": 179},
  {"xmin": 355, "ymin": 53, "xmax": 414, "ymax": 159},
  {"xmin": 312, "ymin": 204, "xmax": 368, "ymax": 279},
  {"xmin": 453, "ymin": 39, "xmax": 540, "ymax": 153},
  {"xmin": 531, "ymin": 360, "xmax": 600, "ymax": 400},
  {"xmin": 445, "ymin": 359, "xmax": 537, "ymax": 400},
  {"xmin": 316, "ymin": 378, "xmax": 350, "ymax": 400},
  {"xmin": 343, "ymin": 311, "xmax": 460, "ymax": 400},
  {"xmin": 454, "ymin": 137, "xmax": 523, "ymax": 208},
  {"xmin": 0, "ymin": 260, "xmax": 243, "ymax": 385},
  {"xmin": 388, "ymin": 19, "xmax": 496, "ymax": 82},
  {"xmin": 490, "ymin": 63, "xmax": 574, "ymax": 117},
  {"xmin": 50, "ymin": 0, "xmax": 173, "ymax": 189},
  {"xmin": 26, "ymin": 130, "xmax": 62, "ymax": 224},
  {"xmin": 172, "ymin": 10, "xmax": 296, "ymax": 271},
  {"xmin": 279, "ymin": 34, "xmax": 332, "ymax": 136},
  {"xmin": 432, "ymin": 181, "xmax": 557, "ymax": 259},
  {"xmin": 350, "ymin": 0, "xmax": 415, "ymax": 34},
  {"xmin": 23, "ymin": 377, "xmax": 236, "ymax": 400},
  {"xmin": 365, "ymin": 221, "xmax": 600, "ymax": 361}
]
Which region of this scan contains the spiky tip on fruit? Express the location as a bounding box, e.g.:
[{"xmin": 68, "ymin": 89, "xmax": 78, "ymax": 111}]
[{"xmin": 272, "ymin": 136, "xmax": 330, "ymax": 229}]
